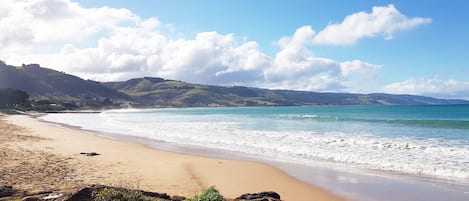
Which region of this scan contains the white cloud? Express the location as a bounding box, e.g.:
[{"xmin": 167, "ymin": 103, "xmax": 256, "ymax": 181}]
[
  {"xmin": 383, "ymin": 78, "xmax": 469, "ymax": 100},
  {"xmin": 340, "ymin": 60, "xmax": 380, "ymax": 76},
  {"xmin": 0, "ymin": 1, "xmax": 430, "ymax": 94},
  {"xmin": 263, "ymin": 26, "xmax": 379, "ymax": 91},
  {"xmin": 0, "ymin": 0, "xmax": 145, "ymax": 50},
  {"xmin": 313, "ymin": 4, "xmax": 431, "ymax": 45},
  {"xmin": 268, "ymin": 26, "xmax": 339, "ymax": 80}
]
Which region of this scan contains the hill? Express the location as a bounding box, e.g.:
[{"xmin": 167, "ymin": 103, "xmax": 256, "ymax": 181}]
[
  {"xmin": 103, "ymin": 77, "xmax": 469, "ymax": 107},
  {"xmin": 1, "ymin": 61, "xmax": 467, "ymax": 109},
  {"xmin": 0, "ymin": 62, "xmax": 130, "ymax": 109}
]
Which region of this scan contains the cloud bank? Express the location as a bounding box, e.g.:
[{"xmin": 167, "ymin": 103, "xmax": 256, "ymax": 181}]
[
  {"xmin": 384, "ymin": 78, "xmax": 469, "ymax": 100},
  {"xmin": 3, "ymin": 0, "xmax": 459, "ymax": 99}
]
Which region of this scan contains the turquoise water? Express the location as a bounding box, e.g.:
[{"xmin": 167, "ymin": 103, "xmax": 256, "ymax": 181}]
[{"xmin": 41, "ymin": 105, "xmax": 469, "ymax": 181}]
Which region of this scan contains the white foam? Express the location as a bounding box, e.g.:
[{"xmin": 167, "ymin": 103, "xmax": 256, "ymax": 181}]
[{"xmin": 40, "ymin": 111, "xmax": 469, "ymax": 181}]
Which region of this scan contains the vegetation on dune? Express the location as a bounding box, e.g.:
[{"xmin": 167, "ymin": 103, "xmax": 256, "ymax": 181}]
[
  {"xmin": 92, "ymin": 186, "xmax": 224, "ymax": 201},
  {"xmin": 185, "ymin": 186, "xmax": 224, "ymax": 201},
  {"xmin": 93, "ymin": 188, "xmax": 165, "ymax": 201}
]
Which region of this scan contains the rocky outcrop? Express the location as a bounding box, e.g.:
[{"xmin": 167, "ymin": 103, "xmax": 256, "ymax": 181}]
[
  {"xmin": 66, "ymin": 186, "xmax": 96, "ymax": 201},
  {"xmin": 139, "ymin": 191, "xmax": 171, "ymax": 200},
  {"xmin": 235, "ymin": 191, "xmax": 281, "ymax": 201},
  {"xmin": 0, "ymin": 185, "xmax": 14, "ymax": 198},
  {"xmin": 66, "ymin": 185, "xmax": 185, "ymax": 201},
  {"xmin": 1, "ymin": 184, "xmax": 282, "ymax": 201}
]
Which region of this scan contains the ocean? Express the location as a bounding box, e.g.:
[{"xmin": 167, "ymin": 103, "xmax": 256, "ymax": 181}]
[{"xmin": 40, "ymin": 105, "xmax": 469, "ymax": 183}]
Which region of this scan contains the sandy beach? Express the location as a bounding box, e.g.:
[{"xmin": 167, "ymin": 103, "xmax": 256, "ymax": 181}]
[{"xmin": 0, "ymin": 113, "xmax": 343, "ymax": 201}]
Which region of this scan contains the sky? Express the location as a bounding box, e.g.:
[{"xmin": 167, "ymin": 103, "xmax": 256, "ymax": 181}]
[{"xmin": 1, "ymin": 0, "xmax": 468, "ymax": 99}]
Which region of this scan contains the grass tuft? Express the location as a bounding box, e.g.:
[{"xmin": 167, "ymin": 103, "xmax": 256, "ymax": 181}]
[
  {"xmin": 92, "ymin": 187, "xmax": 163, "ymax": 201},
  {"xmin": 185, "ymin": 186, "xmax": 224, "ymax": 201}
]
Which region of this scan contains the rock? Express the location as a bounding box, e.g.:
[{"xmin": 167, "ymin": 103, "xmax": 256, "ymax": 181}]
[
  {"xmin": 22, "ymin": 196, "xmax": 41, "ymax": 201},
  {"xmin": 67, "ymin": 185, "xmax": 105, "ymax": 201},
  {"xmin": 86, "ymin": 152, "xmax": 99, "ymax": 156},
  {"xmin": 79, "ymin": 152, "xmax": 100, "ymax": 156},
  {"xmin": 235, "ymin": 191, "xmax": 281, "ymax": 201},
  {"xmin": 171, "ymin": 195, "xmax": 187, "ymax": 201},
  {"xmin": 141, "ymin": 191, "xmax": 171, "ymax": 199},
  {"xmin": 25, "ymin": 190, "xmax": 54, "ymax": 196},
  {"xmin": 66, "ymin": 185, "xmax": 184, "ymax": 201},
  {"xmin": 0, "ymin": 185, "xmax": 14, "ymax": 198}
]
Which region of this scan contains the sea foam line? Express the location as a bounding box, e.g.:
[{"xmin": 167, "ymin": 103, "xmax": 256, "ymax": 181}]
[{"xmin": 41, "ymin": 112, "xmax": 469, "ymax": 181}]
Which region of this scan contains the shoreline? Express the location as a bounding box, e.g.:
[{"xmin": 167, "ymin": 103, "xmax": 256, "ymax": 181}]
[
  {"xmin": 33, "ymin": 111, "xmax": 469, "ymax": 201},
  {"xmin": 2, "ymin": 113, "xmax": 344, "ymax": 201},
  {"xmin": 59, "ymin": 124, "xmax": 469, "ymax": 201}
]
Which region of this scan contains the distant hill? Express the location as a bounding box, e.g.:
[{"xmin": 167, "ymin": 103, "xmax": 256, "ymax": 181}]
[
  {"xmin": 0, "ymin": 62, "xmax": 130, "ymax": 105},
  {"xmin": 1, "ymin": 61, "xmax": 467, "ymax": 109},
  {"xmin": 103, "ymin": 77, "xmax": 469, "ymax": 107}
]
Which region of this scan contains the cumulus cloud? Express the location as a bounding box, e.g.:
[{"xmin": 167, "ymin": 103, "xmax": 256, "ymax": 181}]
[
  {"xmin": 0, "ymin": 0, "xmax": 143, "ymax": 47},
  {"xmin": 263, "ymin": 26, "xmax": 379, "ymax": 91},
  {"xmin": 313, "ymin": 4, "xmax": 431, "ymax": 45},
  {"xmin": 268, "ymin": 26, "xmax": 339, "ymax": 80},
  {"xmin": 0, "ymin": 1, "xmax": 425, "ymax": 93},
  {"xmin": 340, "ymin": 60, "xmax": 380, "ymax": 76},
  {"xmin": 383, "ymin": 78, "xmax": 469, "ymax": 100}
]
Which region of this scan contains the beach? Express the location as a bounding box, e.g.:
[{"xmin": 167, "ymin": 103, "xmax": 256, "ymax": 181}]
[{"xmin": 0, "ymin": 113, "xmax": 343, "ymax": 201}]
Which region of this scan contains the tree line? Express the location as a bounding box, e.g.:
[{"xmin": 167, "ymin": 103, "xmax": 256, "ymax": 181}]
[{"xmin": 0, "ymin": 88, "xmax": 30, "ymax": 109}]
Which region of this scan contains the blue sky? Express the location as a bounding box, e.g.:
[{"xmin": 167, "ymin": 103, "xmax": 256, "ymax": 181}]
[
  {"xmin": 1, "ymin": 0, "xmax": 468, "ymax": 99},
  {"xmin": 75, "ymin": 0, "xmax": 467, "ymax": 81}
]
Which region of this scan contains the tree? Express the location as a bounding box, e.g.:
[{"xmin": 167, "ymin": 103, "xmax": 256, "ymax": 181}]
[{"xmin": 0, "ymin": 88, "xmax": 30, "ymax": 109}]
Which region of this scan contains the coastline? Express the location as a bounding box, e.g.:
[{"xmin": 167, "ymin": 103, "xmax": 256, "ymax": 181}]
[
  {"xmin": 1, "ymin": 113, "xmax": 343, "ymax": 201},
  {"xmin": 33, "ymin": 109, "xmax": 469, "ymax": 201}
]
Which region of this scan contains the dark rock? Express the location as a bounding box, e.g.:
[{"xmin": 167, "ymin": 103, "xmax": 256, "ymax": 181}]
[
  {"xmin": 171, "ymin": 195, "xmax": 187, "ymax": 201},
  {"xmin": 235, "ymin": 191, "xmax": 281, "ymax": 201},
  {"xmin": 67, "ymin": 185, "xmax": 105, "ymax": 201},
  {"xmin": 86, "ymin": 152, "xmax": 100, "ymax": 156},
  {"xmin": 0, "ymin": 185, "xmax": 14, "ymax": 198},
  {"xmin": 79, "ymin": 152, "xmax": 100, "ymax": 156},
  {"xmin": 25, "ymin": 190, "xmax": 54, "ymax": 196},
  {"xmin": 66, "ymin": 185, "xmax": 185, "ymax": 201},
  {"xmin": 22, "ymin": 196, "xmax": 41, "ymax": 201},
  {"xmin": 141, "ymin": 191, "xmax": 171, "ymax": 199}
]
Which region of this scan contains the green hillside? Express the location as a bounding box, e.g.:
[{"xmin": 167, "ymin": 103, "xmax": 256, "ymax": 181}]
[
  {"xmin": 1, "ymin": 61, "xmax": 467, "ymax": 109},
  {"xmin": 0, "ymin": 62, "xmax": 130, "ymax": 109},
  {"xmin": 104, "ymin": 77, "xmax": 469, "ymax": 107}
]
